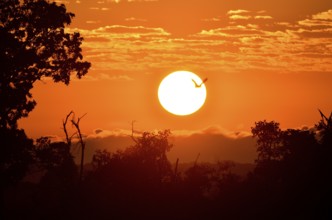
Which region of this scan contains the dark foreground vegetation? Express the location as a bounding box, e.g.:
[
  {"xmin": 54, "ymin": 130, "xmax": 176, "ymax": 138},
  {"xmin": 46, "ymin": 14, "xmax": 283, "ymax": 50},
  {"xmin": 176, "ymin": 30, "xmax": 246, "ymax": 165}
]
[{"xmin": 1, "ymin": 112, "xmax": 332, "ymax": 220}]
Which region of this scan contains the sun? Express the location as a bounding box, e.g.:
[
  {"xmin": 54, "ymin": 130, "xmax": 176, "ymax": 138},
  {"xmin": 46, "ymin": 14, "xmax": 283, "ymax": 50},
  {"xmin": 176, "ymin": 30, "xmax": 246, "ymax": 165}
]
[{"xmin": 158, "ymin": 71, "xmax": 207, "ymax": 116}]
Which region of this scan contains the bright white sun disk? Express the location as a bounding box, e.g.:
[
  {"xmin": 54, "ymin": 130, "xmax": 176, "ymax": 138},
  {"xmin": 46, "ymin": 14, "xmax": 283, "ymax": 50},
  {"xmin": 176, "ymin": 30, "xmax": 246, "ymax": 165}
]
[{"xmin": 158, "ymin": 71, "xmax": 207, "ymax": 116}]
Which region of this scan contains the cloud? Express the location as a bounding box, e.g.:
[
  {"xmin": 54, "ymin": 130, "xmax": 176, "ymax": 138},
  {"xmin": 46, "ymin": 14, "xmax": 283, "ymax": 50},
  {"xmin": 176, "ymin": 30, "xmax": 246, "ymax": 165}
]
[
  {"xmin": 79, "ymin": 126, "xmax": 256, "ymax": 164},
  {"xmin": 73, "ymin": 73, "xmax": 134, "ymax": 82},
  {"xmin": 86, "ymin": 20, "xmax": 101, "ymax": 24},
  {"xmin": 312, "ymin": 9, "xmax": 332, "ymax": 20},
  {"xmin": 292, "ymin": 10, "xmax": 332, "ymax": 40},
  {"xmin": 255, "ymin": 15, "xmax": 273, "ymax": 19},
  {"xmin": 257, "ymin": 10, "xmax": 267, "ymax": 14},
  {"xmin": 172, "ymin": 125, "xmax": 251, "ymax": 139},
  {"xmin": 227, "ymin": 9, "xmax": 250, "ymax": 15},
  {"xmin": 202, "ymin": 17, "xmax": 221, "ymax": 22},
  {"xmin": 198, "ymin": 25, "xmax": 261, "ymax": 37},
  {"xmin": 110, "ymin": 75, "xmax": 134, "ymax": 81},
  {"xmin": 169, "ymin": 133, "xmax": 256, "ymax": 163},
  {"xmin": 298, "ymin": 9, "xmax": 332, "ymax": 28},
  {"xmin": 229, "ymin": 15, "xmax": 251, "ymax": 20},
  {"xmin": 67, "ymin": 8, "xmax": 332, "ymax": 74},
  {"xmin": 88, "ymin": 128, "xmax": 131, "ymax": 138},
  {"xmin": 54, "ymin": 0, "xmax": 69, "ymax": 4},
  {"xmin": 227, "ymin": 10, "xmax": 273, "ymax": 20},
  {"xmin": 94, "ymin": 25, "xmax": 170, "ymax": 36},
  {"xmin": 191, "ymin": 9, "xmax": 332, "ymax": 72},
  {"xmin": 89, "ymin": 7, "xmax": 110, "ymax": 10},
  {"xmin": 125, "ymin": 17, "xmax": 147, "ymax": 22},
  {"xmin": 86, "ymin": 125, "xmax": 251, "ymax": 141}
]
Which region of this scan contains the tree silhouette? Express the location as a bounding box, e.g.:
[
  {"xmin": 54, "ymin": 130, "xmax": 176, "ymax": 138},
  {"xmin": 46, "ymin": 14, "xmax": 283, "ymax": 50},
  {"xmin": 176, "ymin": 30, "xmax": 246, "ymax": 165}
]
[
  {"xmin": 251, "ymin": 120, "xmax": 283, "ymax": 162},
  {"xmin": 89, "ymin": 129, "xmax": 173, "ymax": 187},
  {"xmin": 0, "ymin": 2, "xmax": 90, "ymax": 215},
  {"xmin": 0, "ymin": 0, "xmax": 90, "ymax": 129},
  {"xmin": 33, "ymin": 137, "xmax": 74, "ymax": 171},
  {"xmin": 81, "ymin": 130, "xmax": 174, "ymax": 219},
  {"xmin": 248, "ymin": 115, "xmax": 332, "ymax": 219},
  {"xmin": 316, "ymin": 109, "xmax": 332, "ymax": 146}
]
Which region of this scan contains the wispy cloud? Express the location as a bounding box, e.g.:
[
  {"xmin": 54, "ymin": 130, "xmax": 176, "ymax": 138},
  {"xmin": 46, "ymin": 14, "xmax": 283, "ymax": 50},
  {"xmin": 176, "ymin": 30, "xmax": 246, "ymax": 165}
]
[
  {"xmin": 54, "ymin": 0, "xmax": 70, "ymax": 4},
  {"xmin": 255, "ymin": 15, "xmax": 273, "ymax": 19},
  {"xmin": 227, "ymin": 9, "xmax": 250, "ymax": 15},
  {"xmin": 172, "ymin": 125, "xmax": 251, "ymax": 139},
  {"xmin": 312, "ymin": 9, "xmax": 332, "ymax": 20},
  {"xmin": 88, "ymin": 128, "xmax": 131, "ymax": 138},
  {"xmin": 202, "ymin": 17, "xmax": 221, "ymax": 22},
  {"xmin": 298, "ymin": 9, "xmax": 332, "ymax": 27},
  {"xmin": 83, "ymin": 126, "xmax": 255, "ymax": 163},
  {"xmin": 86, "ymin": 20, "xmax": 101, "ymax": 24},
  {"xmin": 125, "ymin": 17, "xmax": 147, "ymax": 22},
  {"xmin": 69, "ymin": 9, "xmax": 332, "ymax": 74},
  {"xmin": 89, "ymin": 7, "xmax": 110, "ymax": 10},
  {"xmin": 229, "ymin": 15, "xmax": 251, "ymax": 20},
  {"xmin": 74, "ymin": 73, "xmax": 134, "ymax": 82},
  {"xmin": 86, "ymin": 125, "xmax": 251, "ymax": 140}
]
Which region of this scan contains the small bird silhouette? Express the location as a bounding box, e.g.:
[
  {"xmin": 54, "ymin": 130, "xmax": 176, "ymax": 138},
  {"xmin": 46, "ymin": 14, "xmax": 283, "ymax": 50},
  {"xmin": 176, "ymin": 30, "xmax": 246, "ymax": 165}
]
[{"xmin": 192, "ymin": 78, "xmax": 208, "ymax": 88}]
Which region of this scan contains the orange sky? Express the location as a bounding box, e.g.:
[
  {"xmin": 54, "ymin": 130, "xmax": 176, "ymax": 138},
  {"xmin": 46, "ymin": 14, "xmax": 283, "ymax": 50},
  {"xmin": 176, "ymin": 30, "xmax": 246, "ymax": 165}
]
[{"xmin": 19, "ymin": 0, "xmax": 332, "ymax": 160}]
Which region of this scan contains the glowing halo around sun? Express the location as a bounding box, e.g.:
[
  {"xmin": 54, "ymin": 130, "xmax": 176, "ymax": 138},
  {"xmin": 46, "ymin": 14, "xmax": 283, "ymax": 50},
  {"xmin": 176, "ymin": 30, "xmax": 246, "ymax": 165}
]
[{"xmin": 158, "ymin": 71, "xmax": 207, "ymax": 116}]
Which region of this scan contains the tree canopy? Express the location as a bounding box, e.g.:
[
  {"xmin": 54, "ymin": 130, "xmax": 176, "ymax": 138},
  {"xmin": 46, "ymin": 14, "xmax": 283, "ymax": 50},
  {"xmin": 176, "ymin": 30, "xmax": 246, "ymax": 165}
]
[{"xmin": 0, "ymin": 0, "xmax": 90, "ymax": 129}]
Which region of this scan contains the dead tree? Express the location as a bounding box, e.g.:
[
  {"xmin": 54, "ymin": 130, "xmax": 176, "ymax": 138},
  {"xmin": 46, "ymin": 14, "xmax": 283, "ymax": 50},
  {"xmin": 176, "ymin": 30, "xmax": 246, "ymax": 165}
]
[
  {"xmin": 62, "ymin": 111, "xmax": 75, "ymax": 146},
  {"xmin": 71, "ymin": 113, "xmax": 87, "ymax": 182},
  {"xmin": 130, "ymin": 120, "xmax": 139, "ymax": 144},
  {"xmin": 194, "ymin": 153, "xmax": 200, "ymax": 168}
]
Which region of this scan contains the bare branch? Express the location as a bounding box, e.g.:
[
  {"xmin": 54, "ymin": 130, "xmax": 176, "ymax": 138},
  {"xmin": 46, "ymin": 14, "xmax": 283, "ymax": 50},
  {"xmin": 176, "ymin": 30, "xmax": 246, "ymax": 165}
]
[
  {"xmin": 318, "ymin": 109, "xmax": 328, "ymax": 122},
  {"xmin": 62, "ymin": 111, "xmax": 74, "ymax": 146},
  {"xmin": 71, "ymin": 112, "xmax": 87, "ymax": 182},
  {"xmin": 130, "ymin": 120, "xmax": 138, "ymax": 144},
  {"xmin": 194, "ymin": 153, "xmax": 200, "ymax": 168}
]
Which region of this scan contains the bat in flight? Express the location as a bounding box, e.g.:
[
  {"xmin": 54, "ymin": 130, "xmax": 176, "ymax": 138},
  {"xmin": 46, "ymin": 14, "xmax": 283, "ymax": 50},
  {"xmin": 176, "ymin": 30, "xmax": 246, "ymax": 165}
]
[{"xmin": 192, "ymin": 78, "xmax": 208, "ymax": 88}]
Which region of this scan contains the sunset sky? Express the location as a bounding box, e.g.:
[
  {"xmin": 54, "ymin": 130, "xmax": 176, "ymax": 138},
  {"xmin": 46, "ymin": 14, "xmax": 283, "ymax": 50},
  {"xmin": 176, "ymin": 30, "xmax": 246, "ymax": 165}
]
[{"xmin": 19, "ymin": 0, "xmax": 332, "ymax": 162}]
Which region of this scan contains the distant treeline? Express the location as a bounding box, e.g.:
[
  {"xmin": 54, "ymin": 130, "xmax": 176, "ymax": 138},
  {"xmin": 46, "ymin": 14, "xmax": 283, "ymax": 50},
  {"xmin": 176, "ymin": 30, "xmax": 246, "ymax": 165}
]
[{"xmin": 1, "ymin": 111, "xmax": 331, "ymax": 220}]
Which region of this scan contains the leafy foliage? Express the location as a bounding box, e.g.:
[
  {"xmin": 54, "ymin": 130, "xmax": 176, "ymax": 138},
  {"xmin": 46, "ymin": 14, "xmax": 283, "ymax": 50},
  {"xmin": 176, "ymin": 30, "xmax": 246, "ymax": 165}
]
[
  {"xmin": 316, "ymin": 110, "xmax": 332, "ymax": 146},
  {"xmin": 90, "ymin": 130, "xmax": 173, "ymax": 186},
  {"xmin": 251, "ymin": 120, "xmax": 283, "ymax": 162},
  {"xmin": 33, "ymin": 137, "xmax": 73, "ymax": 171},
  {"xmin": 0, "ymin": 0, "xmax": 90, "ymax": 129}
]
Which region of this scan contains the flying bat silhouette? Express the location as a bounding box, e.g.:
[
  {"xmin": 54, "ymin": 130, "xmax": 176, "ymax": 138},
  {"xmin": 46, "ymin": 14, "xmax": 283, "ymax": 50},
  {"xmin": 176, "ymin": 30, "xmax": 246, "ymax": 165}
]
[{"xmin": 192, "ymin": 78, "xmax": 208, "ymax": 88}]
